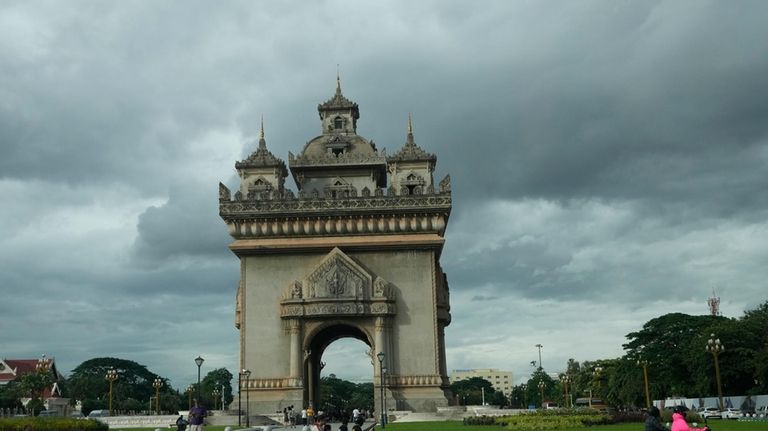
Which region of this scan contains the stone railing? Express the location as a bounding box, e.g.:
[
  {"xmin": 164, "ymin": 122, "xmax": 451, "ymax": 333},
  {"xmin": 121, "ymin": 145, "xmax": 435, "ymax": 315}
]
[
  {"xmin": 241, "ymin": 377, "xmax": 302, "ymax": 390},
  {"xmin": 224, "ymin": 213, "xmax": 449, "ymax": 238},
  {"xmin": 385, "ymin": 374, "xmax": 448, "ymax": 387},
  {"xmin": 288, "ymin": 150, "xmax": 387, "ymax": 167}
]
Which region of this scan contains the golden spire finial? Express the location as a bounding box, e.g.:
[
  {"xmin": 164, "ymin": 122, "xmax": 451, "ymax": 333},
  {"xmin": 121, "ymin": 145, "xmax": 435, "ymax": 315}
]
[{"xmin": 407, "ymin": 113, "xmax": 413, "ymax": 134}]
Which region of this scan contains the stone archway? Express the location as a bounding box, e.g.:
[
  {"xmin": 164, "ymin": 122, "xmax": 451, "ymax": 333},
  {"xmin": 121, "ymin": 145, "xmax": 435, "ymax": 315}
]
[
  {"xmin": 220, "ymin": 81, "xmax": 453, "ymax": 416},
  {"xmin": 303, "ymin": 322, "xmax": 373, "ymax": 409}
]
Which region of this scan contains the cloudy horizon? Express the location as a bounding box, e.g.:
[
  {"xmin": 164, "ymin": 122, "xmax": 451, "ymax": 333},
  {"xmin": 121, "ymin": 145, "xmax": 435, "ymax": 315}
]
[{"xmin": 2, "ymin": 0, "xmax": 768, "ymax": 392}]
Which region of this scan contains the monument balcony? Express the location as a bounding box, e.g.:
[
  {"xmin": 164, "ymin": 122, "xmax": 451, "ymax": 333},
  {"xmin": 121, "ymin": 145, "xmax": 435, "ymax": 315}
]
[{"xmin": 219, "ymin": 181, "xmax": 451, "ymax": 239}]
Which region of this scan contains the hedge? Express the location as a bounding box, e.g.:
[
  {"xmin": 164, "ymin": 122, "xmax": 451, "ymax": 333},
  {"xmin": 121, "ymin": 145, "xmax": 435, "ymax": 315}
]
[{"xmin": 0, "ymin": 417, "xmax": 108, "ymax": 431}]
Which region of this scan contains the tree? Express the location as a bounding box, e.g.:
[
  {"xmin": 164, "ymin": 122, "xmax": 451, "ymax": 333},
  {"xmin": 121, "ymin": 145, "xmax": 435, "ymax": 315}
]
[
  {"xmin": 67, "ymin": 357, "xmax": 179, "ymax": 414},
  {"xmin": 450, "ymin": 377, "xmax": 502, "ymax": 406},
  {"xmin": 623, "ymin": 312, "xmax": 724, "ymax": 397},
  {"xmin": 318, "ymin": 374, "xmax": 374, "ymax": 417},
  {"xmin": 200, "ymin": 368, "xmax": 234, "ymax": 409},
  {"xmin": 0, "ymin": 381, "xmax": 22, "ymax": 410}
]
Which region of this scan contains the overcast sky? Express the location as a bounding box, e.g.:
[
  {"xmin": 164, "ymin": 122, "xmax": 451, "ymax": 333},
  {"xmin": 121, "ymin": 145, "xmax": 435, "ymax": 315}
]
[{"xmin": 2, "ymin": 0, "xmax": 768, "ymax": 394}]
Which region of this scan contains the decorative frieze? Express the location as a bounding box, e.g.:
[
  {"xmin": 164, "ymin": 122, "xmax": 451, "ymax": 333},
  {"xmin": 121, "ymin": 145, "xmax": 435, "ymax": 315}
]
[
  {"xmin": 288, "ymin": 150, "xmax": 387, "ymax": 168},
  {"xmin": 241, "ymin": 377, "xmax": 302, "ymax": 390},
  {"xmin": 384, "ymin": 374, "xmax": 448, "ymax": 387}
]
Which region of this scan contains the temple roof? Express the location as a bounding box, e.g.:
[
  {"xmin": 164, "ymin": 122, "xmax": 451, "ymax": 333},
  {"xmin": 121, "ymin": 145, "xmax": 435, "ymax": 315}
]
[
  {"xmin": 235, "ymin": 119, "xmax": 288, "ymax": 174},
  {"xmin": 387, "ymin": 115, "xmax": 436, "ymax": 163},
  {"xmin": 318, "ymin": 76, "xmax": 360, "ymax": 118}
]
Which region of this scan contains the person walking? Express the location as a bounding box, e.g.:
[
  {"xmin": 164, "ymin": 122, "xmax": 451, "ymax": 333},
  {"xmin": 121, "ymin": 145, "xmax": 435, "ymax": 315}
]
[
  {"xmin": 188, "ymin": 399, "xmax": 207, "ymax": 431},
  {"xmin": 645, "ymin": 407, "xmax": 668, "ymax": 431}
]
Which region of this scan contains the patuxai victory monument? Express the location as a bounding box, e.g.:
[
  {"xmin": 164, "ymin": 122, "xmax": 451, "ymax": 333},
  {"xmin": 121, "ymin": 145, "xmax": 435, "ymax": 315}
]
[{"xmin": 218, "ymin": 78, "xmax": 453, "ymax": 414}]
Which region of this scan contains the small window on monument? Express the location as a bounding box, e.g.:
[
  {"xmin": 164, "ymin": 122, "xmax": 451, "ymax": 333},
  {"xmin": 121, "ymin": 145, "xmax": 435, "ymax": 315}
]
[
  {"xmin": 332, "ymin": 148, "xmax": 344, "ymax": 156},
  {"xmin": 334, "ymin": 117, "xmax": 343, "ymax": 129}
]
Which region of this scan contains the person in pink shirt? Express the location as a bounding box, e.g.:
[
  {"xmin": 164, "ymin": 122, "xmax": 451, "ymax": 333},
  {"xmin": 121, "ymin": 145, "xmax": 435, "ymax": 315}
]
[{"xmin": 670, "ymin": 406, "xmax": 709, "ymax": 431}]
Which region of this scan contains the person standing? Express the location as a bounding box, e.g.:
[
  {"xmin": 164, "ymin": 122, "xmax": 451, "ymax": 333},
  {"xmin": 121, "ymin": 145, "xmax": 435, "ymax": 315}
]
[
  {"xmin": 306, "ymin": 404, "xmax": 314, "ymax": 424},
  {"xmin": 301, "ymin": 407, "xmax": 308, "ymax": 425},
  {"xmin": 188, "ymin": 399, "xmax": 207, "ymax": 431}
]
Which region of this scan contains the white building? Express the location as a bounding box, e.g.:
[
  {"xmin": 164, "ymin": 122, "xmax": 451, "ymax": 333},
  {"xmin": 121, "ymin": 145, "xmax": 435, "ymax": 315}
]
[{"xmin": 450, "ymin": 369, "xmax": 513, "ymax": 397}]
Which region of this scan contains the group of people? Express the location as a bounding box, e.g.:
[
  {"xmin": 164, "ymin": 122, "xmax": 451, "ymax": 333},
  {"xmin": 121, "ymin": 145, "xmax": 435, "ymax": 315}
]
[
  {"xmin": 175, "ymin": 399, "xmax": 206, "ymax": 431},
  {"xmin": 280, "ymin": 404, "xmax": 366, "ymax": 431},
  {"xmin": 645, "ymin": 405, "xmax": 712, "ymax": 431}
]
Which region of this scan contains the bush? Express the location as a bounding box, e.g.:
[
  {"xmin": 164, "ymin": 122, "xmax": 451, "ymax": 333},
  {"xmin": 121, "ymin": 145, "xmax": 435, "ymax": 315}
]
[
  {"xmin": 0, "ymin": 417, "xmax": 108, "ymax": 431},
  {"xmin": 611, "ymin": 411, "xmax": 646, "ymax": 423},
  {"xmin": 493, "ymin": 409, "xmax": 612, "ymax": 430},
  {"xmin": 463, "ymin": 415, "xmax": 500, "ymax": 426}
]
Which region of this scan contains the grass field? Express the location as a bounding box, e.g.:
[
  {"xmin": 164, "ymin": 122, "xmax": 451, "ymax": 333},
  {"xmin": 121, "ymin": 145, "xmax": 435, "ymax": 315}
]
[{"xmin": 117, "ymin": 419, "xmax": 768, "ymax": 431}]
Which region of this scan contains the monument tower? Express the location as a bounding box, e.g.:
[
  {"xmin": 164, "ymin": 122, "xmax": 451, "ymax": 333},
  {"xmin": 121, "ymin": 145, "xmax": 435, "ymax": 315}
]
[{"xmin": 219, "ymin": 78, "xmax": 453, "ymax": 414}]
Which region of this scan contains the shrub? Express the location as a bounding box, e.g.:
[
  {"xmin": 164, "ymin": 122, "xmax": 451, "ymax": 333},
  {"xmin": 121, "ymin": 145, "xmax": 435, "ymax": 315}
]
[
  {"xmin": 611, "ymin": 411, "xmax": 646, "ymax": 423},
  {"xmin": 492, "ymin": 410, "xmax": 612, "ymax": 430},
  {"xmin": 463, "ymin": 415, "xmax": 500, "ymax": 425},
  {"xmin": 0, "ymin": 417, "xmax": 108, "ymax": 431}
]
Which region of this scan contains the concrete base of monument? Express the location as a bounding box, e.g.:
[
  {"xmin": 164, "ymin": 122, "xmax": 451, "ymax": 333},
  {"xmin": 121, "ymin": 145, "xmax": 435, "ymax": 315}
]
[{"xmin": 386, "ymin": 386, "xmax": 451, "ymax": 413}]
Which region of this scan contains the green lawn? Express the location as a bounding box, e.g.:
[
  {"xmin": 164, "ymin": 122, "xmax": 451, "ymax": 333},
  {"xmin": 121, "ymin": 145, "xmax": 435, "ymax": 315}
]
[{"xmin": 116, "ymin": 420, "xmax": 768, "ymax": 431}]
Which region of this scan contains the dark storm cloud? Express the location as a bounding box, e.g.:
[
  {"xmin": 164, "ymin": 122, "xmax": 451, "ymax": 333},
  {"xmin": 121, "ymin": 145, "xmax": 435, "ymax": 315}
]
[
  {"xmin": 3, "ymin": 0, "xmax": 768, "ymax": 387},
  {"xmin": 132, "ymin": 183, "xmax": 233, "ymax": 266}
]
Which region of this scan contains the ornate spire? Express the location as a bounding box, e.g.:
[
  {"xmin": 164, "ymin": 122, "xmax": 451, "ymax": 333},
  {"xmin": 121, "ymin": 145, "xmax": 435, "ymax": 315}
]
[
  {"xmin": 388, "ymin": 113, "xmax": 436, "ymax": 163},
  {"xmin": 258, "ymin": 115, "xmax": 266, "ymax": 149},
  {"xmin": 406, "ymin": 113, "xmax": 415, "ymax": 145},
  {"xmin": 235, "ymin": 116, "xmax": 287, "ymax": 172},
  {"xmin": 336, "ymin": 66, "xmax": 342, "ymax": 96}
]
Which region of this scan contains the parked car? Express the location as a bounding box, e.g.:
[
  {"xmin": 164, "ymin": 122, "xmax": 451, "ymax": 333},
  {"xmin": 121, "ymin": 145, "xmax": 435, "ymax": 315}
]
[
  {"xmin": 38, "ymin": 410, "xmax": 58, "ymax": 417},
  {"xmin": 722, "ymin": 408, "xmax": 742, "ymax": 419},
  {"xmin": 88, "ymin": 409, "xmax": 110, "ymax": 418},
  {"xmin": 69, "ymin": 411, "xmax": 84, "ymax": 419},
  {"xmin": 700, "ymin": 407, "xmax": 722, "ymax": 419}
]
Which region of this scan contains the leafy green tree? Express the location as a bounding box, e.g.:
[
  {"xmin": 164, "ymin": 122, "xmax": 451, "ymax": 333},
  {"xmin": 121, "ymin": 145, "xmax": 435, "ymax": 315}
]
[
  {"xmin": 450, "ymin": 377, "xmax": 505, "ymax": 406},
  {"xmin": 67, "ymin": 357, "xmax": 178, "ymax": 414},
  {"xmin": 317, "ymin": 374, "xmax": 374, "ymax": 416},
  {"xmin": 623, "ymin": 312, "xmax": 724, "ymax": 396},
  {"xmin": 199, "ymin": 368, "xmax": 233, "ymax": 409},
  {"xmin": 0, "ymin": 381, "xmax": 22, "ymax": 410}
]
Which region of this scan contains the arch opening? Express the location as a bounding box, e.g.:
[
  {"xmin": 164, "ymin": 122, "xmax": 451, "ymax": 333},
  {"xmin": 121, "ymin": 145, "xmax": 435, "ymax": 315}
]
[{"xmin": 304, "ymin": 323, "xmax": 373, "ymax": 412}]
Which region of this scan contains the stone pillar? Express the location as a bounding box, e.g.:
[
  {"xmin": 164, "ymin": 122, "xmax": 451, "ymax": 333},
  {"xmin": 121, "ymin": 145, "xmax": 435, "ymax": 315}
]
[
  {"xmin": 375, "ymin": 316, "xmax": 388, "ymax": 371},
  {"xmin": 289, "ymin": 320, "xmax": 302, "ymax": 380},
  {"xmin": 307, "ymin": 357, "xmax": 315, "ymax": 406}
]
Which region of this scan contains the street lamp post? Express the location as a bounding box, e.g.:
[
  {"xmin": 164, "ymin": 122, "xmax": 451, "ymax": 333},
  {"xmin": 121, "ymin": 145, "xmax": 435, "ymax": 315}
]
[
  {"xmin": 559, "ymin": 375, "xmax": 570, "ymax": 408},
  {"xmin": 194, "ymin": 356, "xmax": 204, "ymax": 400},
  {"xmin": 535, "ymin": 344, "xmax": 543, "ymax": 370},
  {"xmin": 376, "ymin": 352, "xmax": 386, "ymax": 428},
  {"xmin": 706, "ymin": 333, "xmax": 725, "ymax": 409},
  {"xmin": 521, "ymin": 384, "xmax": 528, "ymax": 409},
  {"xmin": 212, "ymin": 388, "xmax": 220, "ymax": 410},
  {"xmin": 243, "ymin": 369, "xmax": 251, "ymax": 428},
  {"xmin": 537, "ymin": 381, "xmax": 545, "ymax": 408},
  {"xmin": 105, "ymin": 368, "xmax": 118, "ymax": 416},
  {"xmin": 186, "ymin": 384, "xmax": 194, "ymax": 410},
  {"xmin": 237, "ymin": 372, "xmax": 242, "ymax": 427},
  {"xmin": 637, "ymin": 360, "xmax": 651, "ymax": 408},
  {"xmin": 592, "ymin": 365, "xmax": 603, "ymax": 405},
  {"xmin": 152, "ymin": 378, "xmax": 163, "ymax": 415},
  {"xmin": 383, "ymin": 366, "xmax": 388, "ymax": 424}
]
